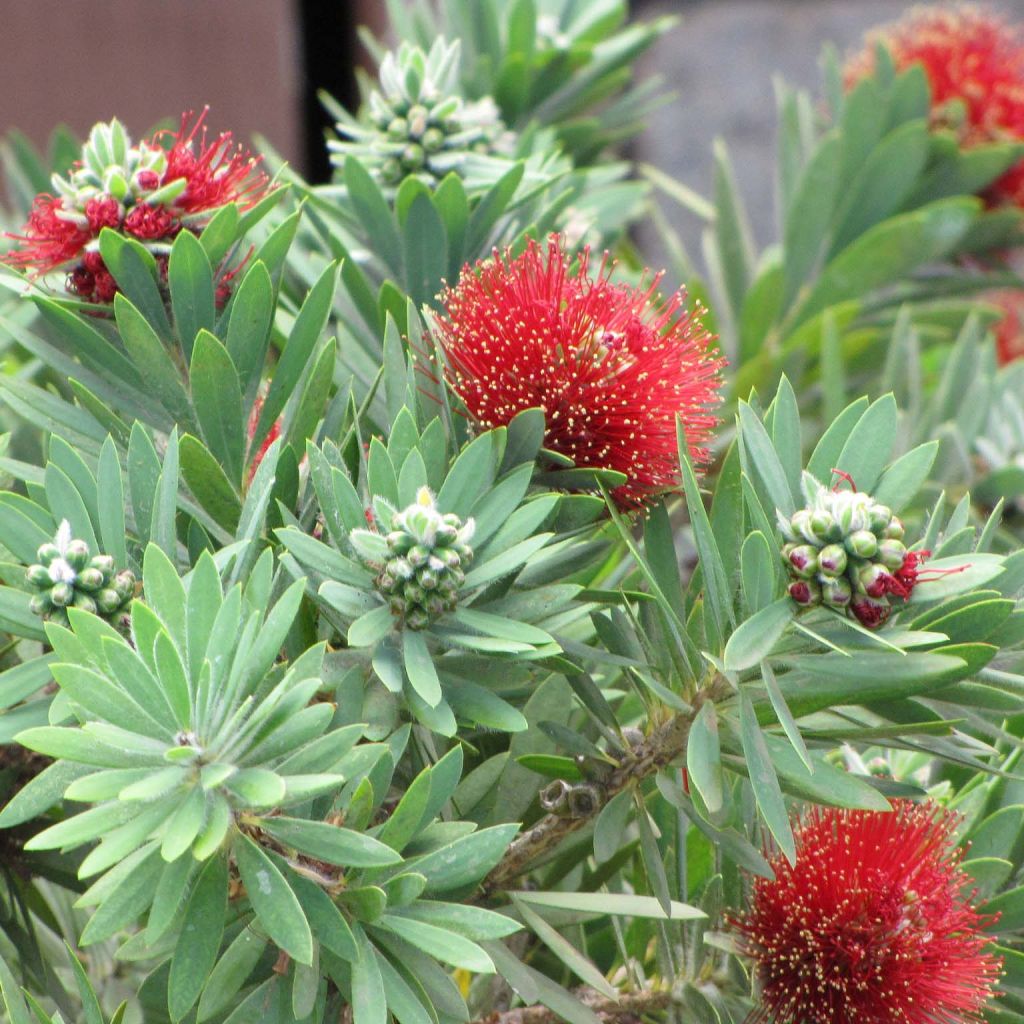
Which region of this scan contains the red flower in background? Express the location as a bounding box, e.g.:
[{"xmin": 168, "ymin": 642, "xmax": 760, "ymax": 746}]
[
  {"xmin": 434, "ymin": 235, "xmax": 725, "ymax": 508},
  {"xmin": 986, "ymin": 288, "xmax": 1024, "ymax": 363},
  {"xmin": 845, "ymin": 5, "xmax": 1024, "ymax": 206},
  {"xmin": 732, "ymin": 801, "xmax": 1001, "ymax": 1024},
  {"xmin": 2, "ymin": 108, "xmax": 270, "ymax": 305}
]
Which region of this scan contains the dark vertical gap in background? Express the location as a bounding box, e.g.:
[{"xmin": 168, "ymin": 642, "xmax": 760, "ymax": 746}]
[{"xmin": 298, "ymin": 1, "xmax": 361, "ymax": 183}]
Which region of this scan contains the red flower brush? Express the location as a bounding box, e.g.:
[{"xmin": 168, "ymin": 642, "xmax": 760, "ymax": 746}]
[
  {"xmin": 732, "ymin": 801, "xmax": 1002, "ymax": 1024},
  {"xmin": 3, "ymin": 108, "xmax": 270, "ymax": 305},
  {"xmin": 434, "ymin": 235, "xmax": 725, "ymax": 508},
  {"xmin": 846, "ymin": 4, "xmax": 1024, "ymax": 207}
]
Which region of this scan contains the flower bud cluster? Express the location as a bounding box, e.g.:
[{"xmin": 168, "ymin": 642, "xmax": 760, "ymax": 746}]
[
  {"xmin": 51, "ymin": 119, "xmax": 186, "ymax": 231},
  {"xmin": 329, "ymin": 39, "xmax": 510, "ymax": 187},
  {"xmin": 26, "ymin": 521, "xmax": 135, "ymax": 625},
  {"xmin": 779, "ymin": 480, "xmax": 916, "ymax": 629},
  {"xmin": 375, "ymin": 488, "xmax": 474, "ymax": 630}
]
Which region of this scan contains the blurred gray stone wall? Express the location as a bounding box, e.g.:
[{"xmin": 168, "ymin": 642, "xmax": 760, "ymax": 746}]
[{"xmin": 633, "ymin": 0, "xmax": 1024, "ymax": 264}]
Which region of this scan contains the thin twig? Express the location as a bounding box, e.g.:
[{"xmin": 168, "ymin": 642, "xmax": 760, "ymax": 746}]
[{"xmin": 481, "ymin": 677, "xmax": 732, "ymax": 895}]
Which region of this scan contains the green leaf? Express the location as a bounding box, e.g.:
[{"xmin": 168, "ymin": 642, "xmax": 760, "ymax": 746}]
[
  {"xmin": 831, "ymin": 120, "xmax": 930, "ymax": 254},
  {"xmin": 180, "ymin": 435, "xmax": 243, "ymax": 533},
  {"xmin": 687, "ymin": 701, "xmax": 724, "ymax": 814},
  {"xmin": 168, "ymin": 854, "xmax": 228, "ymax": 1020},
  {"xmin": 908, "ymin": 554, "xmax": 1004, "ymax": 604},
  {"xmin": 741, "ymin": 530, "xmax": 777, "ymax": 614},
  {"xmin": 233, "ymin": 834, "xmax": 313, "ymax": 964},
  {"xmin": 738, "ymin": 401, "xmax": 795, "ymax": 517},
  {"xmin": 226, "ymin": 261, "xmax": 275, "ymax": 406},
  {"xmin": 114, "ymin": 294, "xmax": 197, "ymax": 432},
  {"xmin": 96, "ymin": 437, "xmax": 129, "ymax": 568},
  {"xmin": 512, "ymin": 890, "xmax": 705, "ymax": 920},
  {"xmin": 376, "ymin": 914, "xmax": 494, "ymax": 973},
  {"xmin": 792, "ymin": 197, "xmax": 979, "ymax": 326},
  {"xmin": 196, "ymin": 927, "xmax": 267, "ymax": 1022},
  {"xmin": 190, "ymin": 330, "xmax": 244, "ymax": 485},
  {"xmin": 350, "ymin": 923, "xmax": 388, "ymax": 1024},
  {"xmin": 739, "ymin": 690, "xmax": 794, "ymax": 863},
  {"xmin": 723, "ymin": 599, "xmax": 794, "ymax": 672},
  {"xmin": 412, "ymin": 824, "xmax": 519, "ymax": 893},
  {"xmin": 259, "ymin": 817, "xmax": 402, "ymax": 868},
  {"xmin": 712, "ymin": 139, "xmax": 754, "ymax": 317},
  {"xmin": 169, "ymin": 229, "xmax": 216, "ymax": 362},
  {"xmin": 782, "ymin": 132, "xmax": 841, "ymax": 310},
  {"xmin": 437, "ymin": 431, "xmax": 498, "ymax": 517},
  {"xmin": 486, "ymin": 941, "xmax": 601, "ymax": 1024},
  {"xmin": 402, "ymin": 191, "xmax": 447, "ymax": 307},
  {"xmin": 252, "ymin": 261, "xmax": 339, "ymax": 450},
  {"xmin": 832, "ymin": 393, "xmax": 897, "ymax": 493},
  {"xmin": 403, "ymin": 631, "xmax": 442, "ymax": 708},
  {"xmin": 345, "ymin": 156, "xmax": 403, "ymax": 276},
  {"xmin": 513, "ymin": 898, "xmax": 614, "ymax": 996}
]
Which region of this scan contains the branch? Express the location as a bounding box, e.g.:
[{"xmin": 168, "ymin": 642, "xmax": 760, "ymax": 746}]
[
  {"xmin": 482, "ymin": 677, "xmax": 731, "ymax": 895},
  {"xmin": 472, "ymin": 986, "xmax": 672, "ymax": 1024}
]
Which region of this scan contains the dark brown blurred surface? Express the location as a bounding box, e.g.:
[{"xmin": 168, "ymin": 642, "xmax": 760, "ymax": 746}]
[{"xmin": 1, "ymin": 0, "xmax": 304, "ymax": 166}]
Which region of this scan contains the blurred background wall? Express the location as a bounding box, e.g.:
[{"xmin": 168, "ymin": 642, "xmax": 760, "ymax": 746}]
[{"xmin": 3, "ymin": 0, "xmax": 1023, "ymax": 253}]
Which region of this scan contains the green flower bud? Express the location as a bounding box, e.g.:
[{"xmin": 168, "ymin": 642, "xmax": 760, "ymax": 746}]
[
  {"xmin": 90, "ymin": 554, "xmax": 115, "ymax": 575},
  {"xmin": 868, "ymin": 504, "xmax": 892, "ymax": 535},
  {"xmin": 787, "ymin": 544, "xmax": 819, "ymax": 579},
  {"xmin": 857, "ymin": 563, "xmax": 891, "ymax": 598},
  {"xmin": 64, "ymin": 540, "xmax": 91, "ymax": 572},
  {"xmin": 380, "ymin": 157, "xmax": 403, "ymax": 183},
  {"xmin": 436, "ymin": 522, "xmax": 459, "ymax": 544},
  {"xmin": 29, "ymin": 593, "xmax": 52, "ymax": 615},
  {"xmin": 36, "ymin": 543, "xmax": 61, "ymax": 566},
  {"xmin": 26, "ymin": 564, "xmax": 51, "ymax": 587},
  {"xmin": 76, "ymin": 567, "xmax": 105, "ymax": 592},
  {"xmin": 406, "ymin": 607, "xmax": 430, "ymax": 631},
  {"xmin": 113, "ymin": 571, "xmax": 136, "ymax": 599},
  {"xmin": 788, "ymin": 579, "xmax": 821, "ymax": 606},
  {"xmin": 406, "ymin": 105, "xmax": 429, "ymax": 137},
  {"xmin": 884, "ymin": 516, "xmax": 905, "ymax": 540},
  {"xmin": 387, "ymin": 117, "xmax": 409, "ymax": 139},
  {"xmin": 820, "ymin": 576, "xmax": 853, "ymax": 608},
  {"xmin": 845, "ymin": 529, "xmax": 878, "ymax": 559},
  {"xmin": 817, "ymin": 543, "xmax": 848, "ymax": 577},
  {"xmin": 96, "ymin": 589, "xmax": 124, "ymax": 615},
  {"xmin": 51, "ymin": 582, "xmax": 74, "ymax": 607},
  {"xmin": 401, "ymin": 143, "xmax": 425, "ymax": 170},
  {"xmin": 407, "ymin": 544, "xmax": 431, "ymax": 568},
  {"xmin": 72, "ymin": 592, "xmax": 97, "ymax": 614},
  {"xmin": 809, "ymin": 511, "xmax": 832, "ymax": 541},
  {"xmin": 422, "ymin": 127, "xmax": 445, "ymax": 152},
  {"xmin": 418, "ymin": 569, "xmax": 438, "ymax": 590},
  {"xmin": 878, "ymin": 538, "xmax": 908, "ymax": 571},
  {"xmin": 386, "ymin": 531, "xmax": 410, "ymax": 553}
]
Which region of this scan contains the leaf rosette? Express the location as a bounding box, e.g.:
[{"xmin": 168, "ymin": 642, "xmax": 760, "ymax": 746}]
[{"xmin": 278, "ymin": 409, "xmax": 603, "ymax": 737}]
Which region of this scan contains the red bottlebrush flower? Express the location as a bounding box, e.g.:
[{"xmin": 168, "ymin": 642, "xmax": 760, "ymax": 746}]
[
  {"xmin": 2, "ymin": 109, "xmax": 271, "ymax": 307},
  {"xmin": 246, "ymin": 392, "xmax": 282, "ymax": 485},
  {"xmin": 985, "ymin": 288, "xmax": 1024, "ymax": 363},
  {"xmin": 123, "ymin": 203, "xmax": 178, "ymax": 241},
  {"xmin": 84, "ymin": 196, "xmax": 122, "ymax": 232},
  {"xmin": 845, "ymin": 5, "xmax": 1024, "ymax": 206},
  {"xmin": 434, "ymin": 235, "xmax": 725, "ymax": 508},
  {"xmin": 3, "ymin": 195, "xmax": 91, "ymax": 273},
  {"xmin": 732, "ymin": 802, "xmax": 1002, "ymax": 1024},
  {"xmin": 158, "ymin": 108, "xmax": 269, "ymax": 215}
]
